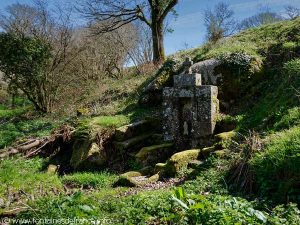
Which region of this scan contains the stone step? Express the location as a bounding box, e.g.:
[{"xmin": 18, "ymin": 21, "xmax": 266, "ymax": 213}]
[
  {"xmin": 160, "ymin": 149, "xmax": 202, "ymax": 177},
  {"xmin": 135, "ymin": 143, "xmax": 174, "ymax": 167},
  {"xmin": 114, "ymin": 119, "xmax": 160, "ymax": 141},
  {"xmin": 114, "ymin": 133, "xmax": 153, "ymax": 152}
]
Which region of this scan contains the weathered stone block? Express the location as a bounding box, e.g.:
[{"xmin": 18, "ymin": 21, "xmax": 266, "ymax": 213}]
[
  {"xmin": 135, "ymin": 143, "xmax": 174, "ymax": 166},
  {"xmin": 174, "ymin": 73, "xmax": 201, "ymax": 88},
  {"xmin": 162, "ymin": 59, "xmax": 219, "ymax": 149}
]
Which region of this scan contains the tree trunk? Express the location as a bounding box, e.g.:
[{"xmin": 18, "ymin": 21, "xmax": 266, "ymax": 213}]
[{"xmin": 152, "ymin": 21, "xmax": 165, "ymax": 65}]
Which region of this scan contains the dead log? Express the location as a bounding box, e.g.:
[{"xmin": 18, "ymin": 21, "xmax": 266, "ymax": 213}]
[
  {"xmin": 0, "ymin": 148, "xmax": 19, "ymax": 159},
  {"xmin": 18, "ymin": 140, "xmax": 41, "ymax": 152}
]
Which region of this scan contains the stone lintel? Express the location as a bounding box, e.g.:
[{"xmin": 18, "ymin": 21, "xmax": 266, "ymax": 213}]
[
  {"xmin": 195, "ymin": 85, "xmax": 218, "ymax": 97},
  {"xmin": 173, "ymin": 73, "xmax": 201, "ymax": 88}
]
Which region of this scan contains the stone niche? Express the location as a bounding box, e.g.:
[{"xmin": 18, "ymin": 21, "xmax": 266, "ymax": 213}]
[{"xmin": 162, "ymin": 58, "xmax": 219, "ymax": 149}]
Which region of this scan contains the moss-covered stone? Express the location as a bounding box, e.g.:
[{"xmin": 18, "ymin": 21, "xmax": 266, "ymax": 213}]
[
  {"xmin": 163, "ymin": 149, "xmax": 202, "ymax": 176},
  {"xmin": 114, "ymin": 171, "xmax": 159, "ymax": 187},
  {"xmin": 215, "ymin": 114, "xmax": 238, "ymax": 133},
  {"xmin": 114, "ymin": 171, "xmax": 142, "ymax": 187},
  {"xmin": 187, "ymin": 160, "xmax": 204, "ymax": 169},
  {"xmin": 114, "ymin": 133, "xmax": 153, "ymax": 152},
  {"xmin": 70, "ymin": 126, "xmax": 113, "ymax": 171},
  {"xmin": 139, "ymin": 57, "xmax": 184, "ymax": 106},
  {"xmin": 148, "ymin": 173, "xmax": 160, "ymax": 182},
  {"xmin": 214, "ymin": 130, "xmax": 237, "ymax": 149},
  {"xmin": 71, "ymin": 142, "xmax": 107, "ymax": 170},
  {"xmin": 213, "ymin": 149, "xmax": 230, "ymax": 158},
  {"xmin": 47, "ymin": 164, "xmax": 58, "ymax": 174},
  {"xmin": 114, "ymin": 119, "xmax": 160, "ymax": 141},
  {"xmin": 215, "ymin": 130, "xmax": 237, "ymax": 141},
  {"xmin": 135, "ymin": 143, "xmax": 174, "ymax": 166},
  {"xmin": 154, "ymin": 163, "xmax": 167, "ymax": 173},
  {"xmin": 201, "ymin": 146, "xmax": 216, "ymax": 158}
]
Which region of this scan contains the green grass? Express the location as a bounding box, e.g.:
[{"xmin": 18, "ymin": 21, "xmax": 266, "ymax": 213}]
[
  {"xmin": 181, "ymin": 157, "xmax": 230, "ymax": 195},
  {"xmin": 250, "ymin": 125, "xmax": 300, "ymax": 203},
  {"xmin": 237, "ymin": 59, "xmax": 300, "ymax": 133},
  {"xmin": 0, "ymin": 157, "xmax": 62, "ymax": 199},
  {"xmin": 15, "ymin": 185, "xmax": 300, "ymax": 224},
  {"xmin": 0, "ymin": 117, "xmax": 58, "ymax": 148},
  {"xmin": 171, "ymin": 17, "xmax": 300, "ymax": 64},
  {"xmin": 89, "ymin": 115, "xmax": 131, "ymax": 128},
  {"xmin": 62, "ymin": 171, "xmax": 118, "ymax": 189},
  {"xmin": 0, "ymin": 105, "xmax": 30, "ymax": 119}
]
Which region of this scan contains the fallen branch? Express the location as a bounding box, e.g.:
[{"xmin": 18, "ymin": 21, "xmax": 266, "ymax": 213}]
[
  {"xmin": 18, "ymin": 140, "xmax": 41, "ymax": 152},
  {"xmin": 24, "ymin": 140, "xmax": 51, "ymax": 158},
  {"xmin": 0, "ymin": 207, "xmax": 28, "ymax": 217}
]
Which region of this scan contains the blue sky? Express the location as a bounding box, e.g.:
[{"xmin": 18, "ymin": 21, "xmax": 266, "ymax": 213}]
[{"xmin": 0, "ymin": 0, "xmax": 300, "ymax": 55}]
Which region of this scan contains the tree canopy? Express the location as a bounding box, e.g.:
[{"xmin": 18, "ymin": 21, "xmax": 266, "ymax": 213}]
[{"xmin": 79, "ymin": 0, "xmax": 179, "ymax": 64}]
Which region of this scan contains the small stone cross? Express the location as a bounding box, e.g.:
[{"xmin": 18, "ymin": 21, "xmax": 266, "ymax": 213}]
[{"xmin": 183, "ymin": 57, "xmax": 193, "ymax": 74}]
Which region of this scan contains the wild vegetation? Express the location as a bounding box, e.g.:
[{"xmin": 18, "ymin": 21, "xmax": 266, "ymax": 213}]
[{"xmin": 0, "ymin": 1, "xmax": 299, "ymax": 224}]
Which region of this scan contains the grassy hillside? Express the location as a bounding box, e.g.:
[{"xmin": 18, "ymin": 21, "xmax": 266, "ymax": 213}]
[{"xmin": 0, "ymin": 18, "xmax": 300, "ymax": 224}]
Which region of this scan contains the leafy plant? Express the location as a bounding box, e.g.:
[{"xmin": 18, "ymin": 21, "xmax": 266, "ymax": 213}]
[{"xmin": 0, "ymin": 33, "xmax": 52, "ymax": 112}]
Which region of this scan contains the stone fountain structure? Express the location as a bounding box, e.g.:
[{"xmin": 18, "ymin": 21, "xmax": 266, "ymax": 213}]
[{"xmin": 162, "ymin": 58, "xmax": 219, "ymax": 149}]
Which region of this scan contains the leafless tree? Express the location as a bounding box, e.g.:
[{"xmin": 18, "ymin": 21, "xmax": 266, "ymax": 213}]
[
  {"xmin": 127, "ymin": 22, "xmax": 153, "ymax": 67},
  {"xmin": 78, "ymin": 0, "xmax": 179, "ymax": 64},
  {"xmin": 74, "ymin": 23, "xmax": 138, "ymax": 79},
  {"xmin": 285, "ymin": 5, "xmax": 300, "ymax": 19},
  {"xmin": 204, "ymin": 2, "xmax": 237, "ymax": 43},
  {"xmin": 239, "ymin": 9, "xmax": 283, "ymax": 30},
  {"xmin": 0, "ymin": 1, "xmax": 84, "ymax": 112}
]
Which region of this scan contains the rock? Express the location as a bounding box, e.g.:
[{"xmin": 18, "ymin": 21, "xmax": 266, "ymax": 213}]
[
  {"xmin": 70, "ymin": 128, "xmax": 113, "ymax": 171},
  {"xmin": 47, "ymin": 164, "xmax": 58, "ymax": 174},
  {"xmin": 213, "ymin": 149, "xmax": 230, "ymax": 158},
  {"xmin": 71, "ymin": 142, "xmax": 107, "ymax": 170},
  {"xmin": 214, "ymin": 131, "xmax": 237, "ymax": 149},
  {"xmin": 190, "ymin": 58, "xmax": 222, "ymax": 85},
  {"xmin": 188, "ymin": 160, "xmax": 204, "ymax": 169},
  {"xmin": 135, "ymin": 143, "xmax": 174, "ymax": 166},
  {"xmin": 163, "ymin": 149, "xmax": 202, "ymax": 176},
  {"xmin": 215, "ymin": 114, "xmax": 237, "ymax": 133},
  {"xmin": 154, "ymin": 163, "xmax": 167, "ymax": 173},
  {"xmin": 114, "ymin": 133, "xmax": 153, "ymax": 152},
  {"xmin": 148, "ymin": 173, "xmax": 160, "ymax": 182},
  {"xmin": 215, "ymin": 131, "xmax": 237, "ymax": 141},
  {"xmin": 0, "ymin": 198, "xmax": 5, "ymax": 208},
  {"xmin": 115, "ymin": 171, "xmax": 143, "ymax": 187},
  {"xmin": 76, "ymin": 108, "xmax": 90, "ymax": 116},
  {"xmin": 115, "ymin": 120, "xmax": 160, "ymax": 141},
  {"xmin": 114, "ymin": 171, "xmax": 160, "ymax": 187},
  {"xmin": 201, "ymin": 146, "xmax": 216, "ymax": 158}
]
